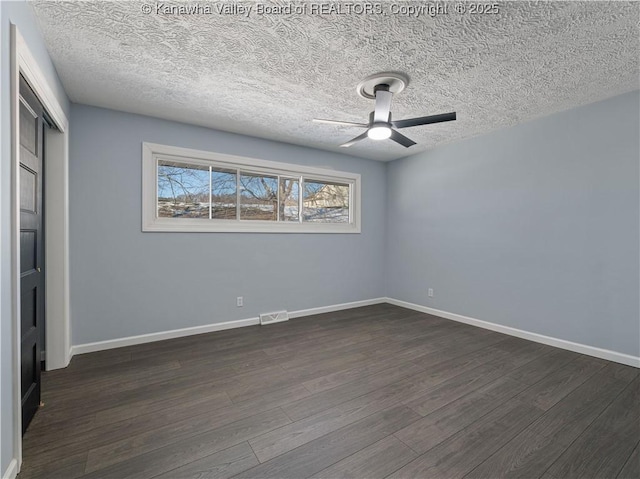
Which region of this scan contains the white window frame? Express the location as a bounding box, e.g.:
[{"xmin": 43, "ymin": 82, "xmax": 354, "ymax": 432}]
[{"xmin": 142, "ymin": 142, "xmax": 361, "ymax": 233}]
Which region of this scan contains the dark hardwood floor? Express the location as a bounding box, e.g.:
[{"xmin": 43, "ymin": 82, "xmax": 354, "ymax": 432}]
[{"xmin": 18, "ymin": 304, "xmax": 639, "ymax": 479}]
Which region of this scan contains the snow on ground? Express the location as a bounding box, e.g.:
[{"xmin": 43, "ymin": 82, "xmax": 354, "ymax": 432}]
[{"xmin": 158, "ymin": 201, "xmax": 348, "ymax": 222}]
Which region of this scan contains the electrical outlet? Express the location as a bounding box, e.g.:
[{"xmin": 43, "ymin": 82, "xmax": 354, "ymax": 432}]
[
  {"xmin": 237, "ymin": 296, "xmax": 243, "ymax": 307},
  {"xmin": 428, "ymin": 288, "xmax": 434, "ymax": 298}
]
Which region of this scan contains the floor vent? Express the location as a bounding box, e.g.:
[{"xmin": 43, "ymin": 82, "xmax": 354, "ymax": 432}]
[{"xmin": 260, "ymin": 310, "xmax": 289, "ymax": 325}]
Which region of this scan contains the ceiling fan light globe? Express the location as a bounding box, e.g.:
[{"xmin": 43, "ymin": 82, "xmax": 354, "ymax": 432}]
[{"xmin": 367, "ymin": 125, "xmax": 392, "ymax": 140}]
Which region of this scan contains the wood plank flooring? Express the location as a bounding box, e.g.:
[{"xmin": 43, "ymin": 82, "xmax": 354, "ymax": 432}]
[{"xmin": 18, "ymin": 304, "xmax": 639, "ymax": 479}]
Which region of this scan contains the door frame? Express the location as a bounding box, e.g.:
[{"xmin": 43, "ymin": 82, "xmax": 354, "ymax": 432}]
[{"xmin": 10, "ymin": 22, "xmax": 70, "ymax": 471}]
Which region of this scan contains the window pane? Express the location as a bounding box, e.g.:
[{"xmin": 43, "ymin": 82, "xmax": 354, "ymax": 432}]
[
  {"xmin": 303, "ymin": 180, "xmax": 350, "ymax": 223},
  {"xmin": 240, "ymin": 173, "xmax": 278, "ymax": 221},
  {"xmin": 211, "ymin": 168, "xmax": 237, "ymax": 220},
  {"xmin": 157, "ymin": 161, "xmax": 209, "ymax": 218},
  {"xmin": 279, "ymin": 178, "xmax": 299, "ymax": 222}
]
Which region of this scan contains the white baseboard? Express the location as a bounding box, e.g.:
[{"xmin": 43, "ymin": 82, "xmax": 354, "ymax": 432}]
[
  {"xmin": 70, "ymin": 317, "xmax": 260, "ymax": 356},
  {"xmin": 2, "ymin": 459, "xmax": 18, "ymax": 479},
  {"xmin": 288, "ymin": 298, "xmax": 386, "ymax": 319},
  {"xmin": 69, "ymin": 296, "xmax": 638, "ymax": 368},
  {"xmin": 70, "ymin": 298, "xmax": 386, "ymax": 357},
  {"xmin": 385, "ymin": 298, "xmax": 640, "ymax": 368}
]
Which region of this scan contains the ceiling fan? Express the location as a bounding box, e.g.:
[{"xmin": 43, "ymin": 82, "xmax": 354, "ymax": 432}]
[{"xmin": 313, "ymin": 72, "xmax": 456, "ymax": 148}]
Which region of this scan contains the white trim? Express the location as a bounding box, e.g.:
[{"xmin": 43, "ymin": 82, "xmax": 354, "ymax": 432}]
[
  {"xmin": 71, "ymin": 318, "xmax": 261, "ymax": 356},
  {"xmin": 288, "ymin": 298, "xmax": 386, "ymax": 319},
  {"xmin": 385, "ymin": 298, "xmax": 640, "ymax": 368},
  {"xmin": 142, "ymin": 142, "xmax": 361, "ymax": 233},
  {"xmin": 10, "ymin": 23, "xmax": 71, "ymax": 476},
  {"xmin": 2, "ymin": 459, "xmax": 18, "ymax": 479},
  {"xmin": 9, "ymin": 24, "xmax": 21, "ymax": 473},
  {"xmin": 70, "ymin": 298, "xmax": 386, "ymax": 356},
  {"xmin": 42, "ymin": 126, "xmax": 71, "ymax": 370},
  {"xmin": 68, "ymin": 295, "xmax": 640, "ymax": 368},
  {"xmin": 12, "ymin": 25, "xmax": 71, "ymax": 371},
  {"xmin": 13, "ymin": 36, "xmax": 66, "ymax": 133}
]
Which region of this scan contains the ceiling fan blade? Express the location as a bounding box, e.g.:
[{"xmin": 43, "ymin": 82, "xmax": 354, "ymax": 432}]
[
  {"xmin": 313, "ymin": 119, "xmax": 368, "ymax": 127},
  {"xmin": 390, "ymin": 130, "xmax": 416, "ymax": 148},
  {"xmin": 373, "ymin": 89, "xmax": 393, "ymax": 123},
  {"xmin": 392, "ymin": 112, "xmax": 456, "ymax": 129},
  {"xmin": 340, "ymin": 131, "xmax": 369, "ymax": 148}
]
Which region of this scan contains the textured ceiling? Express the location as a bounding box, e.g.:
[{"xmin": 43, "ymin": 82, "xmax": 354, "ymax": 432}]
[{"xmin": 30, "ymin": 0, "xmax": 639, "ymax": 161}]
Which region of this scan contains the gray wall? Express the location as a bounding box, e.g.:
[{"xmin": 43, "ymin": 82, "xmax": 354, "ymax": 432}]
[
  {"xmin": 386, "ymin": 90, "xmax": 640, "ymax": 357},
  {"xmin": 0, "ymin": 1, "xmax": 69, "ymax": 474},
  {"xmin": 69, "ymin": 105, "xmax": 387, "ymax": 345}
]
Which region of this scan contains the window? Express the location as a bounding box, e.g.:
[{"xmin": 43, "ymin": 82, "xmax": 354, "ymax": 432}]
[
  {"xmin": 143, "ymin": 143, "xmax": 361, "ymax": 233},
  {"xmin": 303, "ymin": 180, "xmax": 350, "ymax": 223},
  {"xmin": 157, "ymin": 161, "xmax": 210, "ymax": 218}
]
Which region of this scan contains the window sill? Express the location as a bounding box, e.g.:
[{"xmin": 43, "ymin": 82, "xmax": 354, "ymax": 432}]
[{"xmin": 142, "ymin": 218, "xmax": 361, "ymax": 233}]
